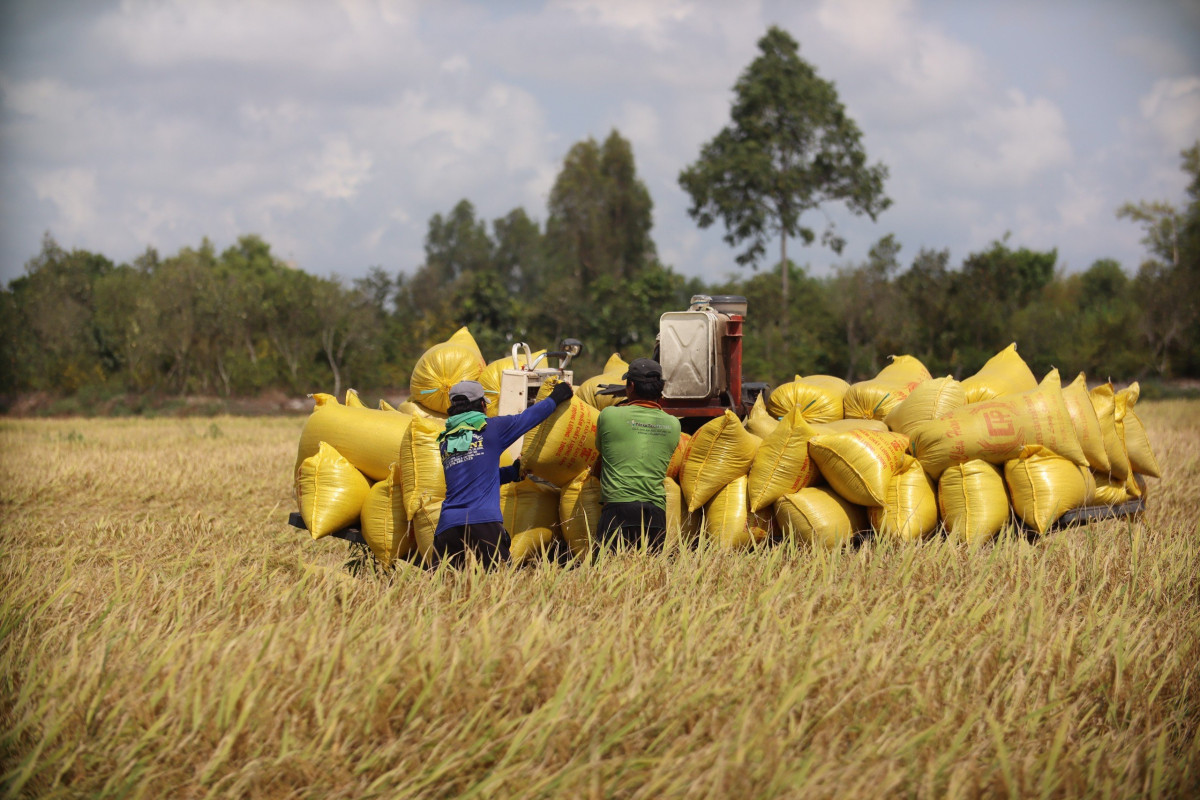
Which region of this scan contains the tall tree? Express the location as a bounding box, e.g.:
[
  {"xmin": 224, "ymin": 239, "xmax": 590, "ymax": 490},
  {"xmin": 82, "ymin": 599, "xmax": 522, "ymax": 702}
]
[
  {"xmin": 544, "ymin": 130, "xmax": 663, "ymax": 357},
  {"xmin": 678, "ymin": 25, "xmax": 890, "ymax": 356}
]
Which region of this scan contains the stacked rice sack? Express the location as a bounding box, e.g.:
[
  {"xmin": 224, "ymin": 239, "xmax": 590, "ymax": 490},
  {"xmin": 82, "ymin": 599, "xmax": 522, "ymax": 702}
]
[
  {"xmin": 295, "ymin": 333, "xmax": 1162, "ymax": 565},
  {"xmin": 741, "ymin": 345, "xmax": 1159, "ymax": 550},
  {"xmin": 294, "ymin": 331, "xmax": 610, "ymax": 566},
  {"xmin": 294, "ymin": 328, "xmax": 486, "ymax": 567}
]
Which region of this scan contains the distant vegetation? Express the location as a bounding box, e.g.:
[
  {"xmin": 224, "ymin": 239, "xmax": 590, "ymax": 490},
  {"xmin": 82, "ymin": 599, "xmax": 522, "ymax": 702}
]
[{"xmin": 3, "ymin": 26, "xmax": 1197, "ymax": 410}]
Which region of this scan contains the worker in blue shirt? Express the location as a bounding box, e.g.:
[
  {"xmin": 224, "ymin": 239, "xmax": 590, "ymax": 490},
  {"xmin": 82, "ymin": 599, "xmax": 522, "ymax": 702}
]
[{"xmin": 434, "ymin": 378, "xmax": 574, "ymax": 567}]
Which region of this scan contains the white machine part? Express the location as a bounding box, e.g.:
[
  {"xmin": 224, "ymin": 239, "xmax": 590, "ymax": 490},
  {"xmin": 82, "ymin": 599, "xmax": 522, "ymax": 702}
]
[
  {"xmin": 659, "ymin": 309, "xmax": 728, "ymax": 400},
  {"xmin": 497, "ymin": 343, "xmax": 573, "ymax": 458}
]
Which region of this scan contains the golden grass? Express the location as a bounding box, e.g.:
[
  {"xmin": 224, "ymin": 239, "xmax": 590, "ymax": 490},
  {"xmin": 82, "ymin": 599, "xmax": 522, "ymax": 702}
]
[{"xmin": 2, "ymin": 404, "xmax": 1198, "ymax": 799}]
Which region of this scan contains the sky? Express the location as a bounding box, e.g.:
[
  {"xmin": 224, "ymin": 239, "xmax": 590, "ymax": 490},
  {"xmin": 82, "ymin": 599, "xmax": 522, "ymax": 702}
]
[{"xmin": 1, "ymin": 0, "xmax": 1198, "ymax": 289}]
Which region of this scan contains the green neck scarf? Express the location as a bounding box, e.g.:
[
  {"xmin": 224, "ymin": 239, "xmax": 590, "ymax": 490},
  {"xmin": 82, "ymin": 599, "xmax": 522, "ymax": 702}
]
[{"xmin": 438, "ymin": 411, "xmax": 488, "ymax": 454}]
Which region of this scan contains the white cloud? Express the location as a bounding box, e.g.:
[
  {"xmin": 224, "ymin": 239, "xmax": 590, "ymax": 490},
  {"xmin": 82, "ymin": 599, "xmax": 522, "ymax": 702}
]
[
  {"xmin": 554, "ymin": 0, "xmax": 695, "ymax": 49},
  {"xmin": 31, "ymin": 168, "xmax": 99, "ymax": 234},
  {"xmin": 617, "ymin": 101, "xmax": 662, "ymax": 150},
  {"xmin": 95, "ymin": 0, "xmax": 423, "ymax": 71},
  {"xmin": 813, "ymin": 0, "xmax": 983, "ymax": 123},
  {"xmin": 301, "ymin": 138, "xmax": 374, "ymax": 199},
  {"xmin": 441, "ymin": 54, "xmax": 470, "ymax": 75},
  {"xmin": 0, "ymin": 0, "xmax": 1190, "ymax": 288},
  {"xmin": 962, "ymin": 90, "xmax": 1073, "ymax": 186},
  {"xmin": 1139, "ymin": 76, "xmax": 1200, "ymax": 152}
]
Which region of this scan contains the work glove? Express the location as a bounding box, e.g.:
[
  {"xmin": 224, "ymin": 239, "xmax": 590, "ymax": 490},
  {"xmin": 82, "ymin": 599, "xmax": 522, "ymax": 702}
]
[{"xmin": 548, "ymin": 381, "xmax": 574, "ymax": 406}]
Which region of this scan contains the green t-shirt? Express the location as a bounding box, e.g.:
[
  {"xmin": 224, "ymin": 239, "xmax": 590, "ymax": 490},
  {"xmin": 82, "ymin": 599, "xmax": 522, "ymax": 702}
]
[{"xmin": 596, "ymin": 404, "xmax": 681, "ymax": 507}]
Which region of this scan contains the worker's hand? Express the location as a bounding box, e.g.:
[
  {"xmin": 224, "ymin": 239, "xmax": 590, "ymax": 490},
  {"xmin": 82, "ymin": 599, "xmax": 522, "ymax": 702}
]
[{"xmin": 549, "ymin": 381, "xmax": 574, "ymax": 406}]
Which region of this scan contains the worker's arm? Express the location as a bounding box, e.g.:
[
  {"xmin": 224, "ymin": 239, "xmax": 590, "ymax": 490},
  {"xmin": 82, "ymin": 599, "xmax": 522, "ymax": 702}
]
[
  {"xmin": 490, "ymin": 382, "xmax": 574, "ymax": 450},
  {"xmin": 499, "ymin": 459, "xmax": 521, "ymax": 485}
]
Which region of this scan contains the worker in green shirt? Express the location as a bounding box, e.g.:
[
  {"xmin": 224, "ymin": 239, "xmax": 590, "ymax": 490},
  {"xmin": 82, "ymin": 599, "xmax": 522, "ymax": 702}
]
[{"xmin": 593, "ymin": 358, "xmax": 681, "ymax": 550}]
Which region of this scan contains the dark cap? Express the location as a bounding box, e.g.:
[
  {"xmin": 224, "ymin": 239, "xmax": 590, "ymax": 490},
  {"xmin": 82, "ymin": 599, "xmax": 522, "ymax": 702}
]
[
  {"xmin": 448, "ymin": 380, "xmax": 485, "ymax": 402},
  {"xmin": 622, "ymin": 358, "xmax": 662, "ymax": 381}
]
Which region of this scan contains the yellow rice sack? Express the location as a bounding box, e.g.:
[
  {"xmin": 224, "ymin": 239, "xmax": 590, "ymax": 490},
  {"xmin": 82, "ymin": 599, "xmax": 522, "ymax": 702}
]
[
  {"xmin": 576, "ymin": 372, "xmax": 625, "ymax": 411},
  {"xmin": 603, "ymin": 353, "xmax": 629, "ymax": 374},
  {"xmin": 938, "ymin": 460, "xmax": 1009, "ymax": 545},
  {"xmin": 1005, "ymin": 445, "xmax": 1087, "ymax": 534},
  {"xmin": 503, "ymin": 478, "xmax": 561, "ymax": 564},
  {"xmin": 396, "ymin": 399, "xmax": 446, "ymax": 420},
  {"xmin": 664, "ymin": 476, "xmax": 683, "ymax": 545},
  {"xmin": 680, "ymin": 410, "xmax": 762, "ymax": 512},
  {"xmin": 664, "ymin": 477, "xmax": 702, "ymax": 546},
  {"xmin": 843, "ymin": 355, "xmax": 931, "ymax": 420},
  {"xmin": 411, "ymin": 496, "xmax": 441, "ymax": 564},
  {"xmin": 767, "ymin": 374, "xmax": 848, "ymax": 423},
  {"xmin": 704, "ymin": 475, "xmax": 770, "ymax": 550},
  {"xmin": 359, "ymin": 465, "xmax": 414, "ymax": 566},
  {"xmin": 295, "ymin": 441, "xmax": 371, "ymax": 539},
  {"xmin": 883, "ymin": 376, "xmax": 967, "ymax": 437},
  {"xmin": 1089, "ymin": 383, "xmax": 1132, "ymax": 481},
  {"xmin": 559, "ymin": 470, "xmax": 602, "ymax": 557},
  {"xmin": 1091, "ymin": 470, "xmax": 1131, "ymax": 506},
  {"xmin": 747, "ymin": 406, "xmax": 821, "ymax": 512},
  {"xmin": 398, "ymin": 416, "xmax": 446, "ymax": 517},
  {"xmin": 1078, "ymin": 464, "xmax": 1097, "ymax": 507},
  {"xmin": 910, "ymin": 370, "xmax": 1087, "ymax": 479},
  {"xmin": 409, "ymin": 340, "xmax": 485, "ymax": 414},
  {"xmin": 666, "ymin": 433, "xmax": 692, "ymax": 481},
  {"xmin": 576, "ymin": 354, "xmax": 630, "ymax": 411},
  {"xmin": 345, "ymin": 388, "xmax": 366, "ymax": 407},
  {"xmin": 807, "ymin": 429, "xmax": 911, "ymax": 507},
  {"xmin": 521, "ymin": 377, "xmax": 599, "ymax": 487},
  {"xmin": 961, "ymin": 343, "xmax": 1037, "ymax": 403},
  {"xmin": 446, "ymin": 326, "xmax": 486, "ymax": 369},
  {"xmin": 378, "ymin": 399, "xmax": 397, "ymax": 411},
  {"xmin": 869, "ymin": 456, "xmax": 938, "ymax": 542},
  {"xmin": 744, "ymin": 393, "xmax": 780, "ymax": 438},
  {"xmin": 1062, "ymin": 373, "xmax": 1110, "ymax": 473},
  {"xmin": 296, "ymin": 393, "xmax": 413, "ymax": 482},
  {"xmin": 774, "ymin": 487, "xmax": 867, "ymax": 549},
  {"xmin": 479, "ymin": 350, "xmax": 545, "ymax": 416},
  {"xmin": 812, "ymin": 418, "xmax": 889, "ymax": 434},
  {"xmin": 1135, "ymin": 474, "xmax": 1149, "ymax": 501},
  {"xmin": 1116, "ymin": 383, "xmax": 1161, "ymax": 478}
]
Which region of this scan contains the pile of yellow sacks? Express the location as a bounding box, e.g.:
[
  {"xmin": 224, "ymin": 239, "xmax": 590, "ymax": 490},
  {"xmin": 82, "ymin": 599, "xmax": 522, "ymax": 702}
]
[
  {"xmin": 294, "ymin": 332, "xmax": 631, "ymax": 566},
  {"xmin": 742, "ymin": 343, "xmax": 1158, "ymax": 549},
  {"xmin": 295, "ymin": 332, "xmax": 1161, "ymax": 566}
]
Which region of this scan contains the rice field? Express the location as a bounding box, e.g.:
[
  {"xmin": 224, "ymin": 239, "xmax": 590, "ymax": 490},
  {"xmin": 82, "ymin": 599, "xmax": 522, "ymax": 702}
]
[{"xmin": 1, "ymin": 402, "xmax": 1198, "ymax": 799}]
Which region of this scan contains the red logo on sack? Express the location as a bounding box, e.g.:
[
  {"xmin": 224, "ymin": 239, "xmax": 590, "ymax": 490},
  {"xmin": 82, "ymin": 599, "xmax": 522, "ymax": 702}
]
[{"xmin": 982, "ymin": 409, "xmax": 1015, "ymax": 437}]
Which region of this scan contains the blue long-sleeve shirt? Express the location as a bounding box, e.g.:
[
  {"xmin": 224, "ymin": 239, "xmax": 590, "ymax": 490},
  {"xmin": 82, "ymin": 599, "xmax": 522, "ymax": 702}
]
[{"xmin": 436, "ymin": 397, "xmax": 558, "ymax": 533}]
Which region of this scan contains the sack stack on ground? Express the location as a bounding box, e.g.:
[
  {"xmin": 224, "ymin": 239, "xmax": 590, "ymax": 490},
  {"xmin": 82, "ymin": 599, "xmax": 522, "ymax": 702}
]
[{"xmin": 292, "ymin": 336, "xmax": 1163, "ymax": 564}]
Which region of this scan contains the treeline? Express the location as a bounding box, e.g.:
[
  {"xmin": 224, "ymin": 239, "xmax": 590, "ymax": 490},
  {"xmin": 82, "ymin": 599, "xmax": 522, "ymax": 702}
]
[{"xmin": 2, "ymin": 133, "xmax": 1198, "ymax": 407}]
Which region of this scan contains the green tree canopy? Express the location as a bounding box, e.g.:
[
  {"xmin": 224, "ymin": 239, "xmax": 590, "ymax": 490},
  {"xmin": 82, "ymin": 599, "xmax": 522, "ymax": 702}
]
[{"xmin": 678, "ymin": 25, "xmax": 890, "ymax": 356}]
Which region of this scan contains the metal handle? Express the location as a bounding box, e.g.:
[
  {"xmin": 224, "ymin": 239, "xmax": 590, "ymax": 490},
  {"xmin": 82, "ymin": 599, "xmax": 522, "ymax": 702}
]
[{"xmin": 510, "ymin": 342, "xmax": 533, "ymax": 369}]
